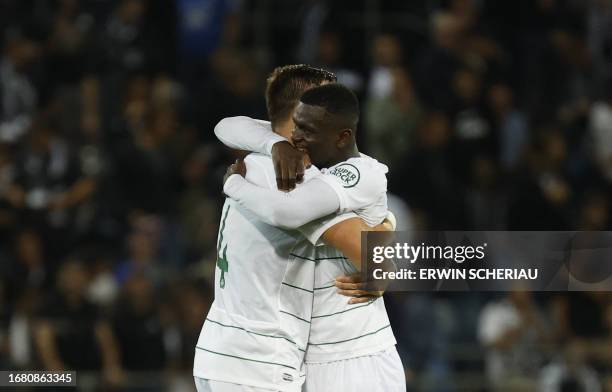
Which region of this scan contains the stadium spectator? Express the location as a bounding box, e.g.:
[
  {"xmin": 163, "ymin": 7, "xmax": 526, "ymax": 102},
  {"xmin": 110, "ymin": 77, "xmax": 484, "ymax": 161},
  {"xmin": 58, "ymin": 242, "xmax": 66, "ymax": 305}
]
[
  {"xmin": 589, "ymin": 80, "xmax": 612, "ymax": 183},
  {"xmin": 400, "ymin": 112, "xmax": 466, "ymax": 229},
  {"xmin": 314, "ymin": 30, "xmax": 363, "ymax": 92},
  {"xmin": 0, "ymin": 31, "xmax": 40, "ymax": 143},
  {"xmin": 538, "ymin": 339, "xmax": 602, "ymax": 392},
  {"xmin": 487, "ymin": 83, "xmax": 529, "ymax": 172},
  {"xmin": 7, "ymin": 229, "xmax": 50, "ymax": 302},
  {"xmin": 112, "ymin": 273, "xmax": 167, "ymax": 377},
  {"xmin": 34, "ymin": 260, "xmax": 125, "ymax": 387},
  {"xmin": 114, "ymin": 213, "xmax": 165, "ymax": 287},
  {"xmin": 365, "ymin": 66, "xmax": 421, "ymax": 170},
  {"xmin": 9, "ymin": 114, "xmax": 96, "ymax": 258},
  {"xmin": 478, "ymin": 291, "xmax": 551, "ymax": 391},
  {"xmin": 413, "ymin": 11, "xmax": 465, "ymax": 111}
]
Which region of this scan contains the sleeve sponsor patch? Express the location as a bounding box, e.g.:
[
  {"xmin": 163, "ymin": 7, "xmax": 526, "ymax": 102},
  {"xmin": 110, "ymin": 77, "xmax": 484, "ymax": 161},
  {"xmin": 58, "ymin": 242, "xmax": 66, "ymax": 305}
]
[{"xmin": 328, "ymin": 163, "xmax": 360, "ymax": 188}]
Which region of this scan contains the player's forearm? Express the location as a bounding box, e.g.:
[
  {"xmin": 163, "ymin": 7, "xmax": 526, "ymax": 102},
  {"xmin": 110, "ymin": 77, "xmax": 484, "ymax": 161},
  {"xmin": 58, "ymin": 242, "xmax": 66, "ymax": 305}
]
[
  {"xmin": 322, "ymin": 220, "xmax": 364, "ymax": 269},
  {"xmin": 322, "ymin": 214, "xmax": 396, "ymax": 270},
  {"xmin": 224, "ymin": 175, "xmax": 339, "ymax": 229},
  {"xmin": 214, "ymin": 116, "xmax": 285, "ymax": 155}
]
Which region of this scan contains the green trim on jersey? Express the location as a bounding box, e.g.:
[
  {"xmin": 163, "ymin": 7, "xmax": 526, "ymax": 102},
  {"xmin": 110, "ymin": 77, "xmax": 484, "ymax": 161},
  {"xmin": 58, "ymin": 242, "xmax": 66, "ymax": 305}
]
[
  {"xmin": 313, "ymin": 284, "xmax": 336, "ymax": 290},
  {"xmin": 206, "ymin": 318, "xmax": 306, "ymax": 352},
  {"xmin": 311, "ymin": 300, "xmax": 376, "ymax": 319},
  {"xmin": 196, "ymin": 346, "xmax": 297, "ymax": 370},
  {"xmin": 216, "ymin": 204, "xmax": 231, "ymax": 288},
  {"xmin": 308, "ymin": 324, "xmax": 391, "ymax": 346},
  {"xmin": 289, "ymin": 253, "xmax": 348, "ymax": 262},
  {"xmin": 279, "ymin": 310, "xmax": 311, "ymax": 324},
  {"xmin": 281, "ymin": 282, "xmax": 314, "ymax": 293}
]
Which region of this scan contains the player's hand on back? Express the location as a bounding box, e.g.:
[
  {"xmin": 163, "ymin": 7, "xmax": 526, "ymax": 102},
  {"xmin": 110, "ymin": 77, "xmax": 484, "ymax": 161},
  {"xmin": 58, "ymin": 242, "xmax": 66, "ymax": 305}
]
[
  {"xmin": 223, "ymin": 158, "xmax": 247, "ymax": 186},
  {"xmin": 271, "ymin": 141, "xmax": 308, "ymax": 191},
  {"xmin": 335, "ymin": 273, "xmax": 384, "ymax": 305}
]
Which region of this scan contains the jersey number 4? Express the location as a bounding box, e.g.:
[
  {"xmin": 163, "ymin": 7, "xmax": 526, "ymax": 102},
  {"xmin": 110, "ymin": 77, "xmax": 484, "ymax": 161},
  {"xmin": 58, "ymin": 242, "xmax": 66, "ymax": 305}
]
[{"xmin": 216, "ymin": 204, "xmax": 230, "ymax": 288}]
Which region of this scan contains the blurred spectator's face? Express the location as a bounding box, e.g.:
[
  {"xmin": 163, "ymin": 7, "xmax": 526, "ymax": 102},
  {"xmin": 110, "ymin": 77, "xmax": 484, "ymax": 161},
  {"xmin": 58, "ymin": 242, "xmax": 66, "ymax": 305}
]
[
  {"xmin": 81, "ymin": 77, "xmax": 99, "ymax": 103},
  {"xmin": 7, "ymin": 39, "xmax": 41, "ymax": 71},
  {"xmin": 178, "ymin": 287, "xmax": 210, "ymax": 330},
  {"xmin": 128, "ymin": 231, "xmax": 156, "ymax": 262},
  {"xmin": 581, "ymin": 195, "xmax": 609, "ymax": 229},
  {"xmin": 119, "ymin": 0, "xmax": 145, "ymax": 25},
  {"xmin": 60, "ymin": 0, "xmax": 78, "ymax": 10},
  {"xmin": 152, "ymin": 76, "xmax": 181, "ymax": 108},
  {"xmin": 182, "ymin": 150, "xmax": 210, "ymax": 185},
  {"xmin": 151, "ymin": 110, "xmax": 178, "ymax": 140},
  {"xmin": 125, "ymin": 274, "xmax": 153, "ymax": 312},
  {"xmin": 489, "ymin": 84, "xmax": 513, "ymax": 114},
  {"xmin": 543, "ymin": 132, "xmax": 567, "ymax": 165},
  {"xmin": 453, "ymin": 69, "xmax": 481, "ymax": 103},
  {"xmin": 539, "ymin": 0, "xmax": 556, "ymax": 11},
  {"xmin": 231, "ymin": 66, "xmax": 259, "ymax": 97},
  {"xmin": 419, "ymin": 113, "xmax": 450, "ymax": 147},
  {"xmin": 16, "ymin": 230, "xmax": 43, "ymax": 267},
  {"xmin": 318, "ymin": 32, "xmax": 341, "ymax": 65},
  {"xmin": 81, "ymin": 112, "xmax": 100, "ymax": 138},
  {"xmin": 472, "ymin": 158, "xmax": 496, "ymax": 188},
  {"xmin": 58, "ymin": 262, "xmax": 89, "ymax": 298},
  {"xmin": 390, "ymin": 67, "xmax": 416, "ymax": 105},
  {"xmin": 29, "ymin": 127, "xmax": 53, "ymax": 152},
  {"xmin": 372, "ymin": 35, "xmax": 401, "ymax": 67},
  {"xmin": 432, "ymin": 13, "xmax": 462, "ymax": 51}
]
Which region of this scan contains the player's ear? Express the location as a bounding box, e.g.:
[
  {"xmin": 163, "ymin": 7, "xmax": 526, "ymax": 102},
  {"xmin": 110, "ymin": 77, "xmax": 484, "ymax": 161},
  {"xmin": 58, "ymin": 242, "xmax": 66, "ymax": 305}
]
[{"xmin": 336, "ymin": 129, "xmax": 352, "ymax": 148}]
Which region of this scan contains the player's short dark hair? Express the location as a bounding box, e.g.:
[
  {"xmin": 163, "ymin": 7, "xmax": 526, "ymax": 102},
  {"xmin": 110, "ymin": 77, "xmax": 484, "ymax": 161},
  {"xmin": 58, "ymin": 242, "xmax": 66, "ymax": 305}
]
[
  {"xmin": 265, "ymin": 65, "xmax": 336, "ymax": 128},
  {"xmin": 299, "ymin": 83, "xmax": 360, "ymax": 125}
]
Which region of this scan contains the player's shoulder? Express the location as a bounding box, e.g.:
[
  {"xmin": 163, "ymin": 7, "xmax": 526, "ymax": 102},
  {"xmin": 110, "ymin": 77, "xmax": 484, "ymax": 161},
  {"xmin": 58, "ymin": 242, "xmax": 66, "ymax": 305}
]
[
  {"xmin": 324, "ymin": 153, "xmax": 388, "ymax": 190},
  {"xmin": 244, "ymin": 152, "xmax": 272, "ymax": 166},
  {"xmin": 244, "ymin": 153, "xmax": 275, "ymax": 188}
]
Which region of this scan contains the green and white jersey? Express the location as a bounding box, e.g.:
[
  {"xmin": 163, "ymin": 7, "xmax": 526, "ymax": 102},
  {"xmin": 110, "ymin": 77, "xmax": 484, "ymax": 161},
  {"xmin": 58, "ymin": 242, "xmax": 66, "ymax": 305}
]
[
  {"xmin": 194, "ymin": 154, "xmax": 320, "ymax": 392},
  {"xmin": 317, "ymin": 154, "xmax": 389, "ymax": 227},
  {"xmin": 212, "ymin": 117, "xmax": 396, "ymax": 368},
  {"xmin": 300, "ymin": 154, "xmax": 397, "ymax": 363}
]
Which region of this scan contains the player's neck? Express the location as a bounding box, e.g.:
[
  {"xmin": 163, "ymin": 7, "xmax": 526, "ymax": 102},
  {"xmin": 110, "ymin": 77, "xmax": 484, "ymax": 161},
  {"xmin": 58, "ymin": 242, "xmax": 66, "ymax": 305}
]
[
  {"xmin": 326, "ymin": 144, "xmax": 360, "ymax": 167},
  {"xmin": 273, "ymin": 119, "xmax": 293, "ymax": 140}
]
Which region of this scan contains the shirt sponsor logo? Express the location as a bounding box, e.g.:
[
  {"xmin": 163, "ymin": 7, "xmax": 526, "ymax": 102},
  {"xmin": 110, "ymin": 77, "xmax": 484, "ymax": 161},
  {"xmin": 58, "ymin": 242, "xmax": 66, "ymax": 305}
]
[{"xmin": 329, "ymin": 163, "xmax": 360, "ymax": 188}]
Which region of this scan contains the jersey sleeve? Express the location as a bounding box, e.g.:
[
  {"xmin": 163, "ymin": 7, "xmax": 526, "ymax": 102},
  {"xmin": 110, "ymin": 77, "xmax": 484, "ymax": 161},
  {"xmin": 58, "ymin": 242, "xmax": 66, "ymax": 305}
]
[
  {"xmin": 243, "ymin": 154, "xmax": 275, "ymax": 188},
  {"xmin": 297, "ymin": 212, "xmax": 359, "ymax": 246},
  {"xmin": 223, "ymin": 174, "xmax": 341, "ymax": 230},
  {"xmin": 214, "ymin": 116, "xmax": 286, "ymax": 155},
  {"xmin": 318, "ymin": 161, "xmax": 387, "ymax": 214}
]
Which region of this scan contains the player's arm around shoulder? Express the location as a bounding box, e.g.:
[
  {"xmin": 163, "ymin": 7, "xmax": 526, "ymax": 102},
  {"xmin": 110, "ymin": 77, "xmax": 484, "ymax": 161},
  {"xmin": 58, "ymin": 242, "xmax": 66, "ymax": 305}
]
[
  {"xmin": 214, "ymin": 116, "xmax": 284, "ymax": 155},
  {"xmin": 223, "ymin": 156, "xmax": 340, "ymax": 229},
  {"xmin": 321, "ymin": 211, "xmax": 395, "ymax": 270},
  {"xmin": 322, "ymin": 212, "xmax": 396, "ymax": 304}
]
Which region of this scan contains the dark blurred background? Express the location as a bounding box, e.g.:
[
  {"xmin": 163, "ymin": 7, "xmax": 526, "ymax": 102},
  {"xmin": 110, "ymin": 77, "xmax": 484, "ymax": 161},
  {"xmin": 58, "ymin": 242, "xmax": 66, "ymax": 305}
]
[{"xmin": 0, "ymin": 0, "xmax": 611, "ymax": 391}]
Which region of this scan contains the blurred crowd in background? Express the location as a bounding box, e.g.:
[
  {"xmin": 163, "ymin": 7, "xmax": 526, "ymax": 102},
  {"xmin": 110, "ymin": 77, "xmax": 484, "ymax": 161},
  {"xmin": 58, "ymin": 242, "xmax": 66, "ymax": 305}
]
[{"xmin": 0, "ymin": 0, "xmax": 612, "ymax": 391}]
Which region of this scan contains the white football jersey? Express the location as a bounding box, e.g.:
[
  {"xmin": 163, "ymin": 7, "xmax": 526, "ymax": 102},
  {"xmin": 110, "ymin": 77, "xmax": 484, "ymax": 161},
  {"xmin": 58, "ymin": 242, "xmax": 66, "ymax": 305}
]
[
  {"xmin": 300, "ymin": 154, "xmax": 397, "ymax": 363},
  {"xmin": 195, "ymin": 150, "xmax": 396, "ymax": 388},
  {"xmin": 194, "ymin": 154, "xmax": 320, "ymax": 392}
]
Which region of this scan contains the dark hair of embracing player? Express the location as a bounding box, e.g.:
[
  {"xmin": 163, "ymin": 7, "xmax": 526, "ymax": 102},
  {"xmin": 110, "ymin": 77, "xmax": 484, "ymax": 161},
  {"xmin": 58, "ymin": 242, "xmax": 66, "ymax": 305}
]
[
  {"xmin": 299, "ymin": 83, "xmax": 360, "ymax": 128},
  {"xmin": 265, "ymin": 65, "xmax": 337, "ymax": 128}
]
